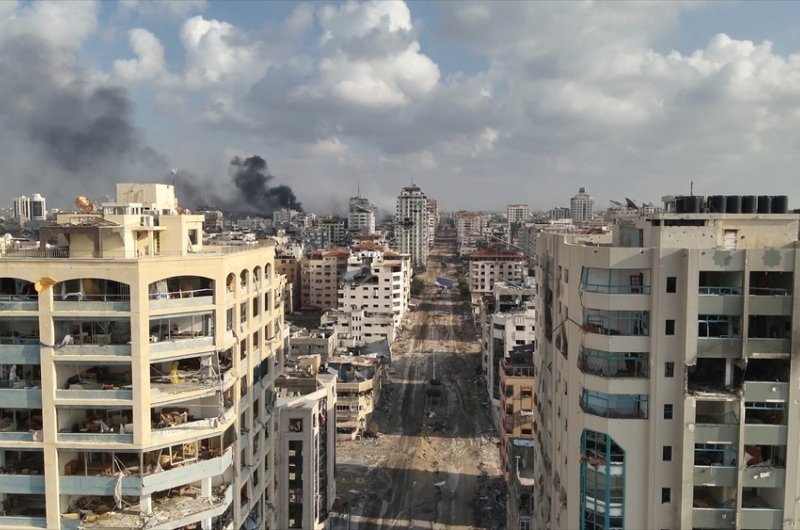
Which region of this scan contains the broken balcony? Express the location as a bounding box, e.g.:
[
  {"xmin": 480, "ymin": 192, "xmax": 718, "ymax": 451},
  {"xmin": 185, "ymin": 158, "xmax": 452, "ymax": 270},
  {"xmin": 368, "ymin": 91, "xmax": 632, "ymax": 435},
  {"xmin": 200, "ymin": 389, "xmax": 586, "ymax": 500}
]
[
  {"xmin": 697, "ymin": 315, "xmax": 742, "ymax": 358},
  {"xmin": 0, "ymin": 364, "xmax": 42, "ymax": 409},
  {"xmin": 693, "ymin": 443, "xmax": 737, "ymax": 487},
  {"xmin": 55, "ymin": 363, "xmax": 133, "ymax": 403},
  {"xmin": 53, "ymin": 319, "xmax": 132, "ymax": 357},
  {"xmin": 0, "ymin": 408, "xmax": 43, "ymax": 442},
  {"xmin": 742, "ymin": 445, "xmax": 787, "ymax": 488},
  {"xmin": 0, "ymin": 494, "xmax": 46, "ymax": 529},
  {"xmin": 150, "ymin": 393, "xmax": 234, "ymax": 443},
  {"xmin": 58, "ymin": 440, "xmax": 233, "ymax": 497},
  {"xmin": 0, "ymin": 450, "xmax": 46, "ymax": 497},
  {"xmin": 744, "ymin": 401, "xmax": 787, "ymax": 446},
  {"xmin": 65, "ymin": 483, "xmax": 233, "ymax": 530},
  {"xmin": 0, "ymin": 278, "xmax": 37, "ymax": 311},
  {"xmin": 692, "ymin": 486, "xmax": 736, "ymax": 529},
  {"xmin": 740, "ymin": 488, "xmax": 784, "ymax": 530},
  {"xmin": 148, "ymin": 276, "xmax": 215, "ymax": 309},
  {"xmin": 746, "ymin": 315, "xmax": 791, "ymax": 356},
  {"xmin": 57, "ymin": 408, "xmax": 133, "ymax": 444},
  {"xmin": 149, "ymin": 355, "xmax": 234, "ymax": 405},
  {"xmin": 53, "ymin": 278, "xmax": 130, "ymax": 311},
  {"xmin": 149, "ymin": 313, "xmax": 214, "ymax": 355},
  {"xmin": 688, "ymin": 358, "xmax": 742, "ymax": 396},
  {"xmin": 694, "ymin": 400, "xmax": 739, "ymax": 445}
]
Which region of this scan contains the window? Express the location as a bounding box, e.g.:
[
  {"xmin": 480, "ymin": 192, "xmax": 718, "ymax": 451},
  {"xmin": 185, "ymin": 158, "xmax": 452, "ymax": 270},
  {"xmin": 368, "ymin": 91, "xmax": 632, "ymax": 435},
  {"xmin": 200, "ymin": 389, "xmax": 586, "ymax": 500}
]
[
  {"xmin": 666, "ymin": 276, "xmax": 676, "ymax": 293},
  {"xmin": 665, "ymin": 319, "xmax": 675, "ymax": 335},
  {"xmin": 661, "ymin": 487, "xmax": 671, "ymax": 503},
  {"xmin": 664, "ymin": 404, "xmax": 673, "ymax": 420},
  {"xmin": 289, "ymin": 419, "xmax": 303, "ymax": 432},
  {"xmin": 662, "ymin": 446, "xmax": 672, "ymax": 462},
  {"xmin": 664, "ymin": 362, "xmax": 675, "ymax": 378}
]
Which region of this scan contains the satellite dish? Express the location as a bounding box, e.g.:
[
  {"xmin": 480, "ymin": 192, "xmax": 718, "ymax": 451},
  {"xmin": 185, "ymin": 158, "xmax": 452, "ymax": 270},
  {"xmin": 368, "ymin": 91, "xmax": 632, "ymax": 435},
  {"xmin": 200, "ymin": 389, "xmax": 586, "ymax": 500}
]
[
  {"xmin": 34, "ymin": 277, "xmax": 56, "ymax": 293},
  {"xmin": 75, "ymin": 196, "xmax": 96, "ymax": 213}
]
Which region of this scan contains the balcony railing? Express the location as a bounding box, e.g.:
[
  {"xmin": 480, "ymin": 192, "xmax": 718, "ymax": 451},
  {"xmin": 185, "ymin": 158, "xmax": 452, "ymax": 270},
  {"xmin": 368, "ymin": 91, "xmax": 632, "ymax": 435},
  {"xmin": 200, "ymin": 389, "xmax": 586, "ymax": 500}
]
[
  {"xmin": 578, "ymin": 349, "xmax": 648, "ymax": 378},
  {"xmin": 580, "ymin": 390, "xmax": 648, "ymax": 419},
  {"xmin": 699, "ymin": 286, "xmax": 742, "ymax": 295}
]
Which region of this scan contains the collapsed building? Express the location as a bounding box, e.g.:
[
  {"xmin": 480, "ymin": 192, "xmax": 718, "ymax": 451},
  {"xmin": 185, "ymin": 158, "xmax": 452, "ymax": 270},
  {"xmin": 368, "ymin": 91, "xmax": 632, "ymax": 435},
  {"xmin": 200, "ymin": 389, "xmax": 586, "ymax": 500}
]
[{"xmin": 326, "ymin": 356, "xmax": 383, "ymax": 439}]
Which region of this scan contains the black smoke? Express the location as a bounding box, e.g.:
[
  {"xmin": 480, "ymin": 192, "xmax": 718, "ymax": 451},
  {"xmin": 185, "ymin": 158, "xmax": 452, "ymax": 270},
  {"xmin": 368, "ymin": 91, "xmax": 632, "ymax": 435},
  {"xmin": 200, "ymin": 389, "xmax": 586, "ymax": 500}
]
[
  {"xmin": 0, "ymin": 36, "xmax": 166, "ymax": 200},
  {"xmin": 230, "ymin": 155, "xmax": 303, "ymax": 213}
]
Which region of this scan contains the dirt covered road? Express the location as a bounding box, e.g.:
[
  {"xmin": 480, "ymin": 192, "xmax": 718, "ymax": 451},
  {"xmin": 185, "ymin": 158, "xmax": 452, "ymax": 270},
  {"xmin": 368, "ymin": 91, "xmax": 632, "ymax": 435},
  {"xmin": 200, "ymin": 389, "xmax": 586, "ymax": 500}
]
[{"xmin": 333, "ymin": 233, "xmax": 505, "ymax": 530}]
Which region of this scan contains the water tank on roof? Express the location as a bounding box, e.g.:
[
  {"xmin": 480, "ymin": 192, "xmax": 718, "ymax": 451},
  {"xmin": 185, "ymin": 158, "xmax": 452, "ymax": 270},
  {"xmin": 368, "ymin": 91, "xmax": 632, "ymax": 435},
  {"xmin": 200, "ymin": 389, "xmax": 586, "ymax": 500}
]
[
  {"xmin": 708, "ymin": 195, "xmax": 726, "ymax": 213},
  {"xmin": 674, "ymin": 196, "xmax": 688, "ymax": 213},
  {"xmin": 690, "ymin": 196, "xmax": 704, "ymax": 213},
  {"xmin": 757, "ymin": 195, "xmax": 772, "ymax": 213},
  {"xmin": 742, "ymin": 195, "xmax": 757, "ymax": 213},
  {"xmin": 772, "ymin": 195, "xmax": 789, "ymax": 213},
  {"xmin": 725, "ymin": 195, "xmax": 741, "ymax": 213}
]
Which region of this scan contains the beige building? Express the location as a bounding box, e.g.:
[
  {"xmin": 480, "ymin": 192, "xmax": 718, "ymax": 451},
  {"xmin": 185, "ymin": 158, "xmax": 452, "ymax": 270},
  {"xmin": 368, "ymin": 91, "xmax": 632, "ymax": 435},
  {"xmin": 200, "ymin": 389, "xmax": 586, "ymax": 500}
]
[
  {"xmin": 0, "ymin": 183, "xmax": 290, "ymax": 530},
  {"xmin": 534, "ymin": 194, "xmax": 800, "ymax": 530},
  {"xmin": 300, "ymin": 248, "xmax": 350, "ymax": 310},
  {"xmin": 499, "ymin": 348, "xmax": 535, "ymax": 478},
  {"xmin": 327, "ymin": 356, "xmax": 382, "ymax": 439},
  {"xmin": 276, "ymin": 253, "xmax": 301, "ymax": 312},
  {"xmin": 395, "ymin": 185, "xmax": 431, "ymax": 269},
  {"xmin": 469, "ymin": 249, "xmax": 527, "ymax": 304}
]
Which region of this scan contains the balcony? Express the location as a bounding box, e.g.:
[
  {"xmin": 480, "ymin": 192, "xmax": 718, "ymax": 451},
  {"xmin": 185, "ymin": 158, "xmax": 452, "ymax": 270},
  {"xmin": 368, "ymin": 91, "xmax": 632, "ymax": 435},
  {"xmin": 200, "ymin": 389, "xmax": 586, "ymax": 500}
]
[
  {"xmin": 0, "ymin": 474, "xmax": 45, "ymax": 494},
  {"xmin": 744, "ymin": 424, "xmax": 787, "ymax": 445},
  {"xmin": 74, "ymin": 484, "xmax": 233, "ymax": 530},
  {"xmin": 0, "ymin": 342, "xmax": 39, "ymax": 364},
  {"xmin": 745, "ymin": 338, "xmax": 790, "ymax": 356},
  {"xmin": 53, "ymin": 297, "xmax": 130, "ymax": 312},
  {"xmin": 744, "ymin": 381, "xmax": 788, "ymax": 402},
  {"xmin": 0, "ymin": 296, "xmax": 37, "ymax": 312},
  {"xmin": 580, "ymin": 389, "xmax": 648, "ymax": 419},
  {"xmin": 0, "ymin": 387, "xmax": 41, "ymax": 409},
  {"xmin": 148, "ymin": 277, "xmax": 214, "ymax": 310},
  {"xmin": 693, "ymin": 406, "xmax": 739, "ymax": 444},
  {"xmin": 57, "ymin": 343, "xmax": 132, "ymax": 357},
  {"xmin": 56, "ymin": 388, "xmax": 133, "ymax": 404},
  {"xmin": 741, "ymin": 491, "xmax": 783, "ymax": 530},
  {"xmin": 693, "ymin": 465, "xmax": 736, "ymax": 487},
  {"xmin": 698, "ymin": 285, "xmax": 743, "ymax": 315},
  {"xmin": 692, "ymin": 507, "xmax": 736, "ymax": 528},
  {"xmin": 150, "ymin": 407, "xmax": 234, "ymax": 443},
  {"xmin": 60, "ymin": 447, "xmax": 233, "ymax": 496},
  {"xmin": 583, "ymin": 311, "xmax": 649, "ymax": 337},
  {"xmin": 578, "ymin": 349, "xmax": 648, "ymax": 378},
  {"xmin": 149, "ymin": 335, "xmax": 214, "ymax": 355},
  {"xmin": 742, "ymin": 466, "xmax": 786, "ymax": 488}
]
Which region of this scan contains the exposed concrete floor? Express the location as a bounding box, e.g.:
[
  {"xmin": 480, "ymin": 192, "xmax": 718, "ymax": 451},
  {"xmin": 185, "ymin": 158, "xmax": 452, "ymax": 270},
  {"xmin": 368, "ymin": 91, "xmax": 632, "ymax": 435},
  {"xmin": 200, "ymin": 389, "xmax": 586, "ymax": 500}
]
[{"xmin": 334, "ymin": 233, "xmax": 505, "ymax": 530}]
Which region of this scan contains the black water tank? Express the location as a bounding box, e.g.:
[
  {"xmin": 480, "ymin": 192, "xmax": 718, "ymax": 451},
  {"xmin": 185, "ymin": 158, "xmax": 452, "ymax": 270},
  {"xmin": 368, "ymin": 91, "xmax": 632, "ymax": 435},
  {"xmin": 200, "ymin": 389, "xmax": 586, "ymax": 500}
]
[
  {"xmin": 758, "ymin": 195, "xmax": 772, "ymax": 213},
  {"xmin": 726, "ymin": 195, "xmax": 742, "ymax": 213},
  {"xmin": 675, "ymin": 196, "xmax": 687, "ymax": 213},
  {"xmin": 772, "ymin": 195, "xmax": 789, "ymax": 213},
  {"xmin": 742, "ymin": 195, "xmax": 757, "ymax": 213},
  {"xmin": 708, "ymin": 195, "xmax": 726, "ymax": 213},
  {"xmin": 690, "ymin": 196, "xmax": 704, "ymax": 213}
]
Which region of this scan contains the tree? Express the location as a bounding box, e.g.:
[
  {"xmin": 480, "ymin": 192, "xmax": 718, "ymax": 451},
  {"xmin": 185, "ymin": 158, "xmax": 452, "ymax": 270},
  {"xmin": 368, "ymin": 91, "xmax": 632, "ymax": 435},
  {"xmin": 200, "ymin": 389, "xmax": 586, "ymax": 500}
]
[{"xmin": 411, "ymin": 277, "xmax": 424, "ymax": 297}]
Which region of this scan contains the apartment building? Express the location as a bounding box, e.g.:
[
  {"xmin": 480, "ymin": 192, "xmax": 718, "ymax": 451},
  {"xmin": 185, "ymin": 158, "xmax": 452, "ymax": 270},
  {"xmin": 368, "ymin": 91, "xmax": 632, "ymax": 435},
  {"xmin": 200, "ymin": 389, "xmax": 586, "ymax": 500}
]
[
  {"xmin": 12, "ymin": 194, "xmax": 47, "ymax": 226},
  {"xmin": 300, "ymin": 248, "xmax": 350, "ymax": 310},
  {"xmin": 0, "ymin": 183, "xmax": 289, "ymax": 530},
  {"xmin": 348, "ymin": 196, "xmax": 377, "ymax": 235},
  {"xmin": 327, "ymin": 356, "xmax": 382, "ymax": 439},
  {"xmin": 395, "ymin": 185, "xmax": 430, "ymax": 269},
  {"xmin": 427, "ymin": 198, "xmax": 439, "ymax": 246},
  {"xmin": 469, "ymin": 249, "xmax": 527, "ymax": 305},
  {"xmin": 455, "ymin": 211, "xmax": 489, "ymax": 257},
  {"xmin": 570, "ymin": 187, "xmax": 594, "ymax": 223},
  {"xmin": 320, "ymin": 308, "xmax": 397, "ymax": 347},
  {"xmin": 534, "ymin": 194, "xmax": 800, "ymax": 530},
  {"xmin": 274, "ymin": 357, "xmax": 336, "ymax": 530},
  {"xmin": 480, "ymin": 281, "xmax": 536, "ymax": 428},
  {"xmin": 289, "ymin": 328, "xmax": 339, "ymax": 363},
  {"xmin": 507, "ymin": 439, "xmax": 535, "ymax": 530},
  {"xmin": 276, "ymin": 253, "xmax": 301, "ymax": 313},
  {"xmin": 499, "ymin": 346, "xmax": 535, "ymax": 477}
]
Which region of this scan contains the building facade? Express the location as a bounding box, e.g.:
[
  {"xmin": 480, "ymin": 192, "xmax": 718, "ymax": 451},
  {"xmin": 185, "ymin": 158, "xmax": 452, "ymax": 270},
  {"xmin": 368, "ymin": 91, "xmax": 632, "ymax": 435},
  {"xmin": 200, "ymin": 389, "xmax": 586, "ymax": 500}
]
[
  {"xmin": 300, "ymin": 248, "xmax": 350, "ymax": 310},
  {"xmin": 0, "ymin": 183, "xmax": 290, "ymax": 530},
  {"xmin": 395, "ymin": 185, "xmax": 430, "ymax": 269},
  {"xmin": 13, "ymin": 194, "xmax": 47, "ymax": 225},
  {"xmin": 534, "ymin": 194, "xmax": 800, "ymax": 530},
  {"xmin": 469, "ymin": 250, "xmax": 527, "ymax": 304},
  {"xmin": 570, "ymin": 187, "xmax": 594, "ymax": 223}
]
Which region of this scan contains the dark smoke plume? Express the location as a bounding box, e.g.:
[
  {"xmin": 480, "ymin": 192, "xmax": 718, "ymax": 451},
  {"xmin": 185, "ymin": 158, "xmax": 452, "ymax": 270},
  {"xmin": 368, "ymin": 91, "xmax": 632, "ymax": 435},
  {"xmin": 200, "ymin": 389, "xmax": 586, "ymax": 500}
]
[{"xmin": 230, "ymin": 155, "xmax": 303, "ymax": 214}]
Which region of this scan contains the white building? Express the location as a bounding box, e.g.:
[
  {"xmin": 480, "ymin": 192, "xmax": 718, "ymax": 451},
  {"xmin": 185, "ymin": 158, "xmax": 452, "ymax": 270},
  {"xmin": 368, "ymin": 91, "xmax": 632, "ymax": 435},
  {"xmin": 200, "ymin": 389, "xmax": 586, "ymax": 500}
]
[
  {"xmin": 13, "ymin": 193, "xmax": 46, "ymax": 225},
  {"xmin": 469, "ymin": 249, "xmax": 528, "ymax": 304},
  {"xmin": 348, "ymin": 196, "xmax": 377, "ymax": 234},
  {"xmin": 533, "ymin": 193, "xmax": 800, "ymax": 530},
  {"xmin": 395, "ymin": 185, "xmax": 431, "ymax": 269},
  {"xmin": 570, "ymin": 187, "xmax": 594, "ymax": 223}
]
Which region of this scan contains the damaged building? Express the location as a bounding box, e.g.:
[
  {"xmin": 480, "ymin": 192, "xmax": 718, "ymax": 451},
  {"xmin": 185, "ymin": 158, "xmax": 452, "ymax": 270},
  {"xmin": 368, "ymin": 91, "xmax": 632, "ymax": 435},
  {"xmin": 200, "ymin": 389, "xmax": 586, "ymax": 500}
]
[
  {"xmin": 326, "ymin": 356, "xmax": 383, "ymax": 439},
  {"xmin": 0, "ymin": 184, "xmax": 292, "ymax": 529},
  {"xmin": 534, "ymin": 194, "xmax": 800, "ymax": 530}
]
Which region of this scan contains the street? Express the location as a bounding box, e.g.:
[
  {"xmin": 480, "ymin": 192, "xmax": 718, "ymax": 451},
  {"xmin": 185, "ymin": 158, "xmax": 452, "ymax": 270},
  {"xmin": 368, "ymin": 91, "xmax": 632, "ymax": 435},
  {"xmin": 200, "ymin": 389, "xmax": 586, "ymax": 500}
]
[{"xmin": 333, "ymin": 232, "xmax": 505, "ymax": 530}]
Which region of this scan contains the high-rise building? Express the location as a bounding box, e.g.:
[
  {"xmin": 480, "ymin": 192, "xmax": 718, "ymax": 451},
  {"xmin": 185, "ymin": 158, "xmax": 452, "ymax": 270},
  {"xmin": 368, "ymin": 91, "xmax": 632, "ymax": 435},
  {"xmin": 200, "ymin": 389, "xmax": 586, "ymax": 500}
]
[
  {"xmin": 348, "ymin": 196, "xmax": 377, "ymax": 235},
  {"xmin": 507, "ymin": 204, "xmax": 531, "ymax": 244},
  {"xmin": 395, "ymin": 185, "xmax": 430, "ymax": 269},
  {"xmin": 534, "ymin": 194, "xmax": 800, "ymax": 530},
  {"xmin": 570, "ymin": 187, "xmax": 594, "ymax": 223},
  {"xmin": 13, "ymin": 193, "xmax": 47, "ymax": 225},
  {"xmin": 0, "ymin": 183, "xmax": 306, "ymax": 530},
  {"xmin": 468, "ymin": 249, "xmax": 527, "ymax": 304}
]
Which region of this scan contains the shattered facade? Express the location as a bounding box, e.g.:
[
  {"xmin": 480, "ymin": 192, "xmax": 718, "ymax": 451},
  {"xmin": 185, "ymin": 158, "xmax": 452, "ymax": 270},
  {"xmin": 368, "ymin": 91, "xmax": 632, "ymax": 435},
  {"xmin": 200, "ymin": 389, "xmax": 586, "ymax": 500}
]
[{"xmin": 0, "ymin": 183, "xmax": 289, "ymax": 530}]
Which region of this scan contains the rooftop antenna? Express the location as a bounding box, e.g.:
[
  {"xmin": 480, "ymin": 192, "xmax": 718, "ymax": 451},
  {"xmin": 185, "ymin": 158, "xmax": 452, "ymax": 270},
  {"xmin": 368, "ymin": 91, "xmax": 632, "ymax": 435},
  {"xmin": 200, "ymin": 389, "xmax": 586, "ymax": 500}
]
[
  {"xmin": 690, "ymin": 180, "xmax": 694, "ymax": 196},
  {"xmin": 357, "ymin": 177, "xmax": 360, "ymax": 198},
  {"xmin": 171, "ymin": 168, "xmax": 178, "ymax": 186}
]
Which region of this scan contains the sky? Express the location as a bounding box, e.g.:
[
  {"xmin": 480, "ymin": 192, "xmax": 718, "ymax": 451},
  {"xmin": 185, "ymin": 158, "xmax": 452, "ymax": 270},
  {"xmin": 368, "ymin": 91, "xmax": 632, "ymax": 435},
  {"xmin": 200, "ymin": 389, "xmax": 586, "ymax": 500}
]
[{"xmin": 4, "ymin": 0, "xmax": 800, "ymax": 214}]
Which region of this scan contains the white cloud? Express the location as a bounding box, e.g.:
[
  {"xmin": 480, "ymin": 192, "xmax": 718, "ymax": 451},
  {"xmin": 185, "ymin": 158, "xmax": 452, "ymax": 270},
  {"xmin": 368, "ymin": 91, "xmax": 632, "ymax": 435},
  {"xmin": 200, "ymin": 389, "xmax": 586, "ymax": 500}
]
[
  {"xmin": 0, "ymin": 0, "xmax": 97, "ymax": 49},
  {"xmin": 113, "ymin": 28, "xmax": 168, "ymax": 81},
  {"xmin": 119, "ymin": 0, "xmax": 207, "ymax": 19}
]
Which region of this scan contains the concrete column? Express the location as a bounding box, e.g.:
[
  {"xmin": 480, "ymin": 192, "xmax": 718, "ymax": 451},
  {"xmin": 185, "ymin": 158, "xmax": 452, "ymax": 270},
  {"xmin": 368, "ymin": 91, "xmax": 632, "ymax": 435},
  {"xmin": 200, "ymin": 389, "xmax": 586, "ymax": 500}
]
[
  {"xmin": 202, "ymin": 477, "xmax": 212, "ymax": 529},
  {"xmin": 140, "ymin": 494, "xmax": 152, "ymax": 515}
]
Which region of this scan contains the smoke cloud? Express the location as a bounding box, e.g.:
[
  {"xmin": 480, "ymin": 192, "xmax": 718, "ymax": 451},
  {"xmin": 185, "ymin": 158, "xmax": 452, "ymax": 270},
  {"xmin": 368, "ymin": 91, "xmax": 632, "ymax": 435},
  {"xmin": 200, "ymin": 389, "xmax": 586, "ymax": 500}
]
[
  {"xmin": 0, "ymin": 36, "xmax": 166, "ymax": 200},
  {"xmin": 174, "ymin": 155, "xmax": 303, "ymax": 216},
  {"xmin": 230, "ymin": 155, "xmax": 303, "ymax": 214}
]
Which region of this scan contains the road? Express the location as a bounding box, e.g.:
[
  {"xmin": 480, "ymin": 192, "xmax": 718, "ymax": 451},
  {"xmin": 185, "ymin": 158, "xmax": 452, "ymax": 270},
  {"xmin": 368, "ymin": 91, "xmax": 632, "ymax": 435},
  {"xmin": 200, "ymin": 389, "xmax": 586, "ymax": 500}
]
[{"xmin": 333, "ymin": 232, "xmax": 505, "ymax": 530}]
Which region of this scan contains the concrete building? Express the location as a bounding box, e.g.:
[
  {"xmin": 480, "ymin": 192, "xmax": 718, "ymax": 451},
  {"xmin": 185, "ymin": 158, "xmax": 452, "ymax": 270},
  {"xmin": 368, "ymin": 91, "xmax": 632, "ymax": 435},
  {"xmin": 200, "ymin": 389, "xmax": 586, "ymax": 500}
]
[
  {"xmin": 506, "ymin": 439, "xmax": 535, "ymax": 530},
  {"xmin": 348, "ymin": 196, "xmax": 377, "ymax": 235},
  {"xmin": 289, "ymin": 328, "xmax": 339, "ymax": 363},
  {"xmin": 395, "ymin": 185, "xmax": 430, "ymax": 269},
  {"xmin": 469, "ymin": 249, "xmax": 528, "ymax": 305},
  {"xmin": 312, "ymin": 216, "xmax": 348, "ymax": 249},
  {"xmin": 320, "ymin": 308, "xmax": 397, "ymax": 347},
  {"xmin": 480, "ymin": 281, "xmax": 536, "ymax": 428},
  {"xmin": 507, "ymin": 204, "xmax": 531, "ymax": 245},
  {"xmin": 570, "ymin": 187, "xmax": 594, "ymax": 223},
  {"xmin": 275, "ymin": 357, "xmax": 336, "ymax": 530},
  {"xmin": 533, "ymin": 194, "xmax": 800, "ymax": 530},
  {"xmin": 277, "ymin": 253, "xmax": 302, "ymax": 313},
  {"xmin": 455, "ymin": 211, "xmax": 489, "ymax": 257},
  {"xmin": 499, "ymin": 345, "xmax": 535, "ymax": 478},
  {"xmin": 327, "ymin": 356, "xmax": 383, "ymax": 439},
  {"xmin": 300, "ymin": 248, "xmax": 350, "ymax": 310},
  {"xmin": 427, "ymin": 198, "xmax": 439, "ymax": 246},
  {"xmin": 548, "ymin": 206, "xmax": 571, "ymax": 221},
  {"xmin": 13, "ymin": 194, "xmax": 47, "ymax": 225},
  {"xmin": 0, "ymin": 183, "xmax": 289, "ymax": 530}
]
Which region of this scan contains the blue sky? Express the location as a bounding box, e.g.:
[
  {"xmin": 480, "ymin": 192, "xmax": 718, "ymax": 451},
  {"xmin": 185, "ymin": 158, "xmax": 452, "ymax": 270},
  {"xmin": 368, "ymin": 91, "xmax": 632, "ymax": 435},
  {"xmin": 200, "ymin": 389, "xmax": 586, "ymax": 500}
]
[{"xmin": 5, "ymin": 1, "xmax": 800, "ymax": 213}]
